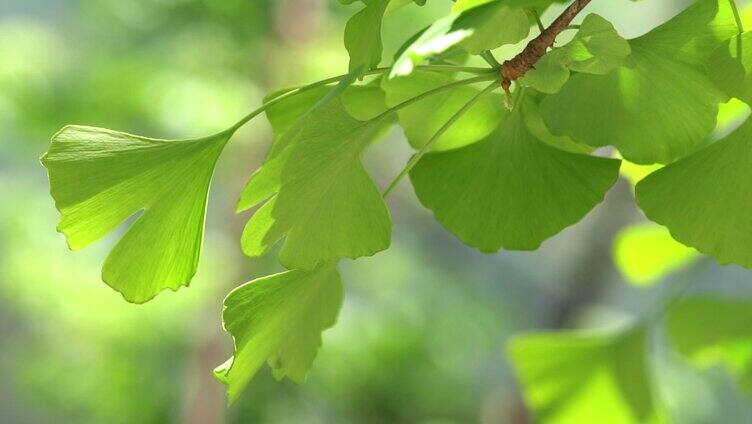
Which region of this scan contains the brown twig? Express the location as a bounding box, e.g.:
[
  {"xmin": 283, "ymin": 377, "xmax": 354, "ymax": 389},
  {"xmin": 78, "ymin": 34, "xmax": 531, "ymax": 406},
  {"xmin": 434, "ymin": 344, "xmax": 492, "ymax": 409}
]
[{"xmin": 500, "ymin": 0, "xmax": 592, "ymax": 92}]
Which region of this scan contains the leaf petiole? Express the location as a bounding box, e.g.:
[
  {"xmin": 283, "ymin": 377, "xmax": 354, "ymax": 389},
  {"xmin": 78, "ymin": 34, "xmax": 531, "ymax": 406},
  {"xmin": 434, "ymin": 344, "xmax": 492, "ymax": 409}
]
[
  {"xmin": 382, "ymin": 81, "xmax": 499, "ymax": 197},
  {"xmin": 370, "ymin": 73, "xmax": 498, "ymax": 125},
  {"xmin": 729, "ymin": 0, "xmax": 743, "ymax": 63},
  {"xmin": 226, "ymin": 65, "xmax": 494, "ymax": 135}
]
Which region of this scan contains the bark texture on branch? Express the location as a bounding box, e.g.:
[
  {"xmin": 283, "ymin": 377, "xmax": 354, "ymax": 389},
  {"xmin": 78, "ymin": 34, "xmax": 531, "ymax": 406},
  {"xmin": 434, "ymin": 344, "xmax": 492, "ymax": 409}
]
[{"xmin": 500, "ymin": 0, "xmax": 592, "ymax": 91}]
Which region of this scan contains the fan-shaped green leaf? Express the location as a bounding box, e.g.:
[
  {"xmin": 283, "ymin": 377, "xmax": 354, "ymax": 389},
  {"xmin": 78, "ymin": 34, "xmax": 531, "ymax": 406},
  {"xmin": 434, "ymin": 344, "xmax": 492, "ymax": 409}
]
[
  {"xmin": 409, "ymin": 99, "xmax": 620, "ymax": 252},
  {"xmin": 215, "ymin": 265, "xmax": 343, "ymax": 404},
  {"xmin": 41, "ymin": 126, "xmax": 230, "ymax": 303},
  {"xmin": 636, "ymin": 117, "xmax": 752, "ymax": 268}
]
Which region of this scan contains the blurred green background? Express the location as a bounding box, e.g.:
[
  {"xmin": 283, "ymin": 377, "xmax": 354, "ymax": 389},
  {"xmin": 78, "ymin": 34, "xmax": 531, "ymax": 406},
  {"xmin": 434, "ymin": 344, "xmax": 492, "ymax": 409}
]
[{"xmin": 3, "ymin": 0, "xmax": 752, "ymax": 422}]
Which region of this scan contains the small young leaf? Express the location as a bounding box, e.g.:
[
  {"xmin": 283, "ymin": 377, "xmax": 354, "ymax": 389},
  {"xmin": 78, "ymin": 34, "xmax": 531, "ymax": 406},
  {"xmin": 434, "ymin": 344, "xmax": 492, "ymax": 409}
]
[
  {"xmin": 409, "ymin": 99, "xmax": 620, "ymax": 252},
  {"xmin": 215, "ymin": 265, "xmax": 343, "ymax": 404},
  {"xmin": 41, "ymin": 126, "xmax": 229, "ymax": 303},
  {"xmin": 636, "ymin": 117, "xmax": 752, "ymax": 268},
  {"xmin": 509, "ymin": 327, "xmax": 661, "ymax": 423},
  {"xmin": 520, "ymin": 14, "xmax": 631, "ymax": 94},
  {"xmin": 344, "ymin": 0, "xmax": 390, "ymax": 72},
  {"xmin": 382, "ymin": 70, "xmax": 504, "ymax": 151}
]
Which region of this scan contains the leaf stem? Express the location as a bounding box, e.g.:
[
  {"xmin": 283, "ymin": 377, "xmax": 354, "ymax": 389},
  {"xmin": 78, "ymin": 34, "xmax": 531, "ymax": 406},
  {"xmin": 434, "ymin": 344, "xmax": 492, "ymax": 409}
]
[
  {"xmin": 369, "ymin": 73, "xmax": 498, "ymax": 125},
  {"xmin": 729, "ymin": 0, "xmax": 744, "ymax": 64},
  {"xmin": 480, "ymin": 50, "xmax": 501, "ymax": 68},
  {"xmin": 531, "ymin": 8, "xmax": 546, "ymax": 33},
  {"xmin": 226, "ymin": 65, "xmax": 494, "ymax": 134},
  {"xmin": 382, "ymin": 81, "xmax": 499, "ymax": 197}
]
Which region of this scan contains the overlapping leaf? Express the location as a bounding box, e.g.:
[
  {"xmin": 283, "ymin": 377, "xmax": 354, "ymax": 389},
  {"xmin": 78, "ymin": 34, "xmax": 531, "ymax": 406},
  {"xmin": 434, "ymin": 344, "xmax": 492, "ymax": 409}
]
[
  {"xmin": 238, "ymin": 78, "xmax": 392, "ymax": 270},
  {"xmin": 707, "ymin": 32, "xmax": 752, "ymax": 104},
  {"xmin": 344, "ymin": 0, "xmax": 390, "ymax": 72},
  {"xmin": 541, "ymin": 0, "xmax": 737, "ymax": 164},
  {"xmin": 215, "ymin": 265, "xmax": 343, "ymax": 404},
  {"xmin": 509, "ymin": 327, "xmax": 662, "ymax": 423},
  {"xmin": 382, "ymin": 70, "xmax": 504, "ymax": 150},
  {"xmin": 409, "ymin": 98, "xmax": 620, "ymax": 252},
  {"xmin": 41, "ymin": 126, "xmax": 230, "ymax": 303}
]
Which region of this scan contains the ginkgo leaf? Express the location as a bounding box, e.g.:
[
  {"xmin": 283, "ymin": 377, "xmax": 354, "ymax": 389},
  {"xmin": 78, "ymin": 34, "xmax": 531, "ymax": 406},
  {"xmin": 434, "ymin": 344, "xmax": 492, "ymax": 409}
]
[
  {"xmin": 667, "ymin": 298, "xmax": 752, "ymax": 391},
  {"xmin": 613, "ymin": 223, "xmax": 699, "ymax": 286},
  {"xmin": 344, "ymin": 0, "xmax": 390, "ymax": 72},
  {"xmin": 236, "ymin": 71, "xmax": 362, "ymax": 212},
  {"xmin": 382, "ymin": 70, "xmax": 504, "ymax": 151},
  {"xmin": 636, "ymin": 117, "xmax": 752, "ymax": 268},
  {"xmin": 390, "ymin": 1, "xmax": 529, "ymax": 78},
  {"xmin": 241, "ymin": 97, "xmax": 391, "ymax": 269},
  {"xmin": 540, "ymin": 0, "xmax": 736, "ymax": 164},
  {"xmin": 215, "ymin": 265, "xmax": 343, "ymax": 404},
  {"xmin": 509, "ymin": 327, "xmax": 662, "ymax": 424},
  {"xmin": 520, "ymin": 14, "xmax": 630, "ymax": 94},
  {"xmin": 409, "ymin": 99, "xmax": 620, "ymax": 252},
  {"xmin": 41, "ymin": 126, "xmax": 229, "ymax": 303}
]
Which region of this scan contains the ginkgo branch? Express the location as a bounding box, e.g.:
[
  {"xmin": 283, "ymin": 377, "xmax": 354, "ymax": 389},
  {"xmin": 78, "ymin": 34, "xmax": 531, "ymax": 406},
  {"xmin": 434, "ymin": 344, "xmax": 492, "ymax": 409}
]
[{"xmin": 500, "ymin": 0, "xmax": 592, "ymax": 92}]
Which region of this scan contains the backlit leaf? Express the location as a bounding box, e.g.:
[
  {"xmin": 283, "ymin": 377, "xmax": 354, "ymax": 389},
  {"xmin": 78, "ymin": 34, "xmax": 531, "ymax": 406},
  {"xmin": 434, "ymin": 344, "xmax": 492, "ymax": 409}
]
[
  {"xmin": 240, "ymin": 96, "xmax": 391, "ymax": 269},
  {"xmin": 215, "ymin": 265, "xmax": 343, "ymax": 404},
  {"xmin": 41, "ymin": 126, "xmax": 229, "ymax": 303}
]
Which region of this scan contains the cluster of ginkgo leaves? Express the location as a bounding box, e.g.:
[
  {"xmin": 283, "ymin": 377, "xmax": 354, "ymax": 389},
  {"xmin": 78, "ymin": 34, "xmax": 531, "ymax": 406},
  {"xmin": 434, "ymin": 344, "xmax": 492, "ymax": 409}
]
[{"xmin": 40, "ymin": 0, "xmax": 752, "ymax": 420}]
